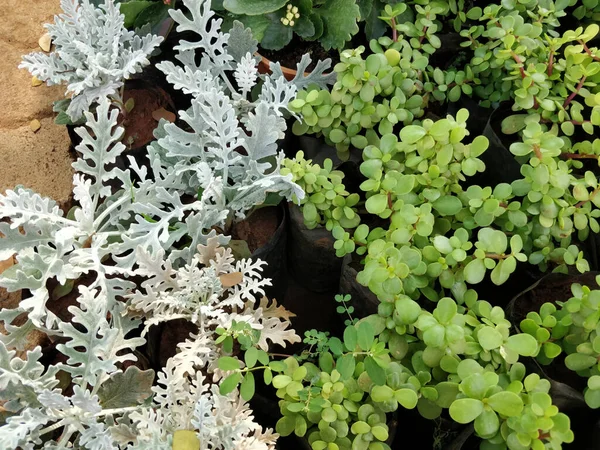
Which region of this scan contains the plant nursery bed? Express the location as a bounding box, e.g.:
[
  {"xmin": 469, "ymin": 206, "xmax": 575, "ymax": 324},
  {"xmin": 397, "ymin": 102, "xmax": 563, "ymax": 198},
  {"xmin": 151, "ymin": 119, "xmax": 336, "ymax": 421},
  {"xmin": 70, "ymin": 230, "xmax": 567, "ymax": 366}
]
[{"xmin": 4, "ymin": 1, "xmax": 600, "ymax": 450}]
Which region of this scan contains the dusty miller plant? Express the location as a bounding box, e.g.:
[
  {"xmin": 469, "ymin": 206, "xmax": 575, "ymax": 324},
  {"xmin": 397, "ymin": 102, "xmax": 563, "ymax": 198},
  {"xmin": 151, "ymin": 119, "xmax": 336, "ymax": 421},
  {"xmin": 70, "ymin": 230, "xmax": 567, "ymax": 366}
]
[
  {"xmin": 0, "ymin": 96, "xmax": 301, "ymax": 448},
  {"xmin": 19, "ymin": 0, "xmax": 163, "ymax": 121},
  {"xmin": 152, "ymin": 0, "xmax": 335, "ymax": 226}
]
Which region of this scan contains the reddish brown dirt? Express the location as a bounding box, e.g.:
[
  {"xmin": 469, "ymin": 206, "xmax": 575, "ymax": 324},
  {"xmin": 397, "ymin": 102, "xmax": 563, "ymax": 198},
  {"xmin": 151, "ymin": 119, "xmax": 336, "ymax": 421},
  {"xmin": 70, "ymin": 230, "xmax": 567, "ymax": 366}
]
[
  {"xmin": 120, "ymin": 83, "xmax": 175, "ymax": 150},
  {"xmin": 231, "ymin": 207, "xmax": 280, "ymax": 253}
]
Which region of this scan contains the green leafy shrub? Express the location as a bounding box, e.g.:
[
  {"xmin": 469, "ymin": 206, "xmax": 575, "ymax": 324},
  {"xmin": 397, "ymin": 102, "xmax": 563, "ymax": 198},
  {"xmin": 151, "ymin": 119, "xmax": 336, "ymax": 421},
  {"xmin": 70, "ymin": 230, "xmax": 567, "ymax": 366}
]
[
  {"xmin": 281, "ymin": 2, "xmax": 600, "ymax": 448},
  {"xmin": 519, "ymin": 274, "xmax": 600, "ymax": 408},
  {"xmin": 270, "ymin": 288, "xmax": 573, "ymax": 449},
  {"xmin": 313, "ymin": 110, "xmax": 592, "ymax": 303},
  {"xmin": 281, "ymin": 151, "xmax": 360, "ymax": 230}
]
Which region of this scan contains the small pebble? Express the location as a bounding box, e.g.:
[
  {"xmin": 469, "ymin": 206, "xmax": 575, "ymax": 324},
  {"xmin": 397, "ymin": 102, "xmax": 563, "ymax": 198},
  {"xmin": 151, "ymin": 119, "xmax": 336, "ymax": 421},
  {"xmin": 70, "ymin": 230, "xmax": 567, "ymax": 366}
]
[
  {"xmin": 30, "ymin": 119, "xmax": 41, "ymax": 132},
  {"xmin": 38, "ymin": 33, "xmax": 52, "ymax": 52}
]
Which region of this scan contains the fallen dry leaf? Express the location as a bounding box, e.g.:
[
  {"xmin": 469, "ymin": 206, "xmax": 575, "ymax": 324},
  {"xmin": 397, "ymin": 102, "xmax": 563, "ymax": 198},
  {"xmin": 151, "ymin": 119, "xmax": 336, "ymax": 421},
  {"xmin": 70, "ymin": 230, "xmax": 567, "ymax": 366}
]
[
  {"xmin": 0, "ymin": 256, "xmax": 14, "ymax": 275},
  {"xmin": 152, "ymin": 107, "xmax": 176, "ymax": 123},
  {"xmin": 31, "ymin": 76, "xmax": 43, "ymax": 87},
  {"xmin": 38, "ymin": 33, "xmax": 52, "ymax": 52},
  {"xmin": 219, "ymin": 272, "xmax": 243, "ymax": 288},
  {"xmin": 30, "ymin": 119, "xmax": 41, "ymax": 132}
]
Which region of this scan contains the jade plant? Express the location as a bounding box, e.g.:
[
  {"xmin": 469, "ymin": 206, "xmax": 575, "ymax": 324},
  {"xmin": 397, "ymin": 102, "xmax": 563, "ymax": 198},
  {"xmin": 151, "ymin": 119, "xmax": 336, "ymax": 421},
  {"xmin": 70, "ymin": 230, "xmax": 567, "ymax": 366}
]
[
  {"xmin": 266, "ymin": 290, "xmax": 572, "ymax": 449},
  {"xmin": 287, "ymin": 2, "xmax": 478, "ymax": 159},
  {"xmin": 459, "ymin": 15, "xmax": 600, "ymax": 135},
  {"xmin": 19, "ymin": 0, "xmax": 164, "ymax": 122},
  {"xmin": 288, "ymin": 2, "xmax": 600, "ymax": 160},
  {"xmin": 519, "ymin": 274, "xmax": 600, "ymax": 409},
  {"xmin": 281, "ymin": 151, "xmax": 360, "ymax": 230}
]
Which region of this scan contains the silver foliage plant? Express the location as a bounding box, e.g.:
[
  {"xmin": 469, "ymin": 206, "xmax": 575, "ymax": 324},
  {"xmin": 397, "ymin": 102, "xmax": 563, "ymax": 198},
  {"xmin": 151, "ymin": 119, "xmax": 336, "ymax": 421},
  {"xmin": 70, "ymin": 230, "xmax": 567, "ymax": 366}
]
[
  {"xmin": 19, "ymin": 0, "xmax": 163, "ymax": 121},
  {"xmin": 0, "ymin": 0, "xmax": 336, "ymax": 444},
  {"xmin": 0, "ymin": 97, "xmax": 300, "ymax": 449},
  {"xmin": 152, "ymin": 0, "xmax": 335, "ymax": 223}
]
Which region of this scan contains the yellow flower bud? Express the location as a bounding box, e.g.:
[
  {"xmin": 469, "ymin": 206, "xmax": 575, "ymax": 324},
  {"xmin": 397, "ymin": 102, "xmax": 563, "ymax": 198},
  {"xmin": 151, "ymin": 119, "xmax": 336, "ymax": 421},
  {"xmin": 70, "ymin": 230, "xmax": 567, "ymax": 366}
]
[
  {"xmin": 292, "ymin": 6, "xmax": 298, "ymax": 13},
  {"xmin": 282, "ymin": 18, "xmax": 290, "ymax": 25},
  {"xmin": 289, "ymin": 20, "xmax": 295, "ymax": 26},
  {"xmin": 287, "ymin": 3, "xmax": 292, "ymax": 9},
  {"xmin": 295, "ymin": 12, "xmax": 300, "ymax": 18}
]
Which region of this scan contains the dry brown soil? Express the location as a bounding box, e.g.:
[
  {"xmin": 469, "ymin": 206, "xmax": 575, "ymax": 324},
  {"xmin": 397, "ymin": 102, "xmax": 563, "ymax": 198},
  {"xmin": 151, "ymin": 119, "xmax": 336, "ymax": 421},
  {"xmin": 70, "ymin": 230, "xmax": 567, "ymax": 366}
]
[{"xmin": 0, "ymin": 1, "xmax": 74, "ymax": 205}]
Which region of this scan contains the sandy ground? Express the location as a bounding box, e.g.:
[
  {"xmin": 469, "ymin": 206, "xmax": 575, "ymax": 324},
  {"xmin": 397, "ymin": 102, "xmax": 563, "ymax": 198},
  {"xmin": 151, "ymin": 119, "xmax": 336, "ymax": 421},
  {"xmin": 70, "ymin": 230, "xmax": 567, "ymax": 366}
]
[{"xmin": 0, "ymin": 0, "xmax": 74, "ymax": 205}]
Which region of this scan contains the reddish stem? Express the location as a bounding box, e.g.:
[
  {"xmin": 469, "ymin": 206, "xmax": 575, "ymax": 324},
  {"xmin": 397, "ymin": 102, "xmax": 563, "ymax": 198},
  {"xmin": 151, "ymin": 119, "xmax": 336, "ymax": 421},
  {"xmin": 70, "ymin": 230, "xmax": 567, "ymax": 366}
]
[
  {"xmin": 575, "ymin": 186, "xmax": 600, "ymax": 208},
  {"xmin": 563, "ymin": 76, "xmax": 586, "ymax": 109},
  {"xmin": 418, "ymin": 13, "xmax": 430, "ymax": 45},
  {"xmin": 511, "ymin": 51, "xmax": 539, "ymax": 109},
  {"xmin": 532, "ymin": 144, "xmax": 543, "ymax": 160},
  {"xmin": 560, "ymin": 153, "xmax": 598, "ymax": 160},
  {"xmin": 419, "ymin": 26, "xmax": 428, "ymax": 44},
  {"xmin": 580, "ymin": 40, "xmax": 600, "ymax": 62},
  {"xmin": 391, "ymin": 17, "xmax": 398, "ymax": 42},
  {"xmin": 511, "ymin": 51, "xmax": 527, "ymax": 79}
]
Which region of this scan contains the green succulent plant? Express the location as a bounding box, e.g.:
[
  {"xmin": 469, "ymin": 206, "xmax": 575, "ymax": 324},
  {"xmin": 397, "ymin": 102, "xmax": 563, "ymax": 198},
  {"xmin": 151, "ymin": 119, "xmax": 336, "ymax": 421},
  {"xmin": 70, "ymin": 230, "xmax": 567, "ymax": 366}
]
[
  {"xmin": 519, "ymin": 275, "xmax": 600, "ymax": 409},
  {"xmin": 285, "ymin": 109, "xmax": 600, "ymax": 306},
  {"xmin": 272, "ymin": 286, "xmax": 572, "ymax": 449},
  {"xmin": 281, "ymin": 151, "xmax": 360, "ymax": 230},
  {"xmin": 280, "ymin": 2, "xmax": 600, "ymax": 448}
]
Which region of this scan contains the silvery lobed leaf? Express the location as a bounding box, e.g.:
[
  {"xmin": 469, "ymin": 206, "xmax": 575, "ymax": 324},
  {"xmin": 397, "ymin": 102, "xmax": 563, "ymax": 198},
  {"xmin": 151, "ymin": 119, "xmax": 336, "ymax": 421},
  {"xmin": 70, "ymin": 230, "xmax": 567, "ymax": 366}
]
[
  {"xmin": 227, "ymin": 21, "xmax": 258, "ymax": 64},
  {"xmin": 270, "ymin": 53, "xmax": 337, "ymax": 90},
  {"xmin": 0, "ymin": 343, "xmax": 59, "ymax": 412},
  {"xmin": 19, "ymin": 0, "xmax": 163, "ymax": 121}
]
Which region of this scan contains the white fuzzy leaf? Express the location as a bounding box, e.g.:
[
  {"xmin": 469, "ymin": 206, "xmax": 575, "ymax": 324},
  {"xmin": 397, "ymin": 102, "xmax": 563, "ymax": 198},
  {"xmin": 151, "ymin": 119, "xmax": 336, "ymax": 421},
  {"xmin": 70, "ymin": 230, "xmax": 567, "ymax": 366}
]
[{"xmin": 19, "ymin": 0, "xmax": 163, "ymax": 121}]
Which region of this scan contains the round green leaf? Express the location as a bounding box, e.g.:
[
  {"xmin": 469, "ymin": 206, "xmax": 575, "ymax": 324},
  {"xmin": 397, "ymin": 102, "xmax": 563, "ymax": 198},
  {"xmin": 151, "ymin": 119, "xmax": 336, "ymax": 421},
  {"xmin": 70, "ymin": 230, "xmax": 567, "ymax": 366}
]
[
  {"xmin": 399, "ymin": 125, "xmax": 427, "ymax": 144},
  {"xmin": 505, "ymin": 334, "xmax": 538, "ymax": 356},
  {"xmin": 371, "ymin": 424, "xmax": 389, "ymax": 441},
  {"xmin": 464, "ymin": 258, "xmax": 486, "ymax": 284},
  {"xmin": 371, "ymin": 385, "xmax": 394, "ymax": 403},
  {"xmin": 474, "ymin": 409, "xmax": 500, "ymax": 438},
  {"xmin": 432, "ymin": 196, "xmax": 463, "ymax": 216},
  {"xmin": 565, "ymin": 353, "xmax": 597, "ymax": 371},
  {"xmin": 486, "ymin": 391, "xmax": 523, "ymax": 417},
  {"xmin": 276, "ymin": 415, "xmax": 296, "ymax": 436},
  {"xmin": 394, "ymin": 388, "xmax": 418, "ymax": 409},
  {"xmin": 366, "ymin": 194, "xmax": 389, "ymax": 215},
  {"xmin": 449, "ymin": 398, "xmax": 484, "ymax": 424},
  {"xmin": 478, "ymin": 326, "xmax": 504, "ymax": 351}
]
